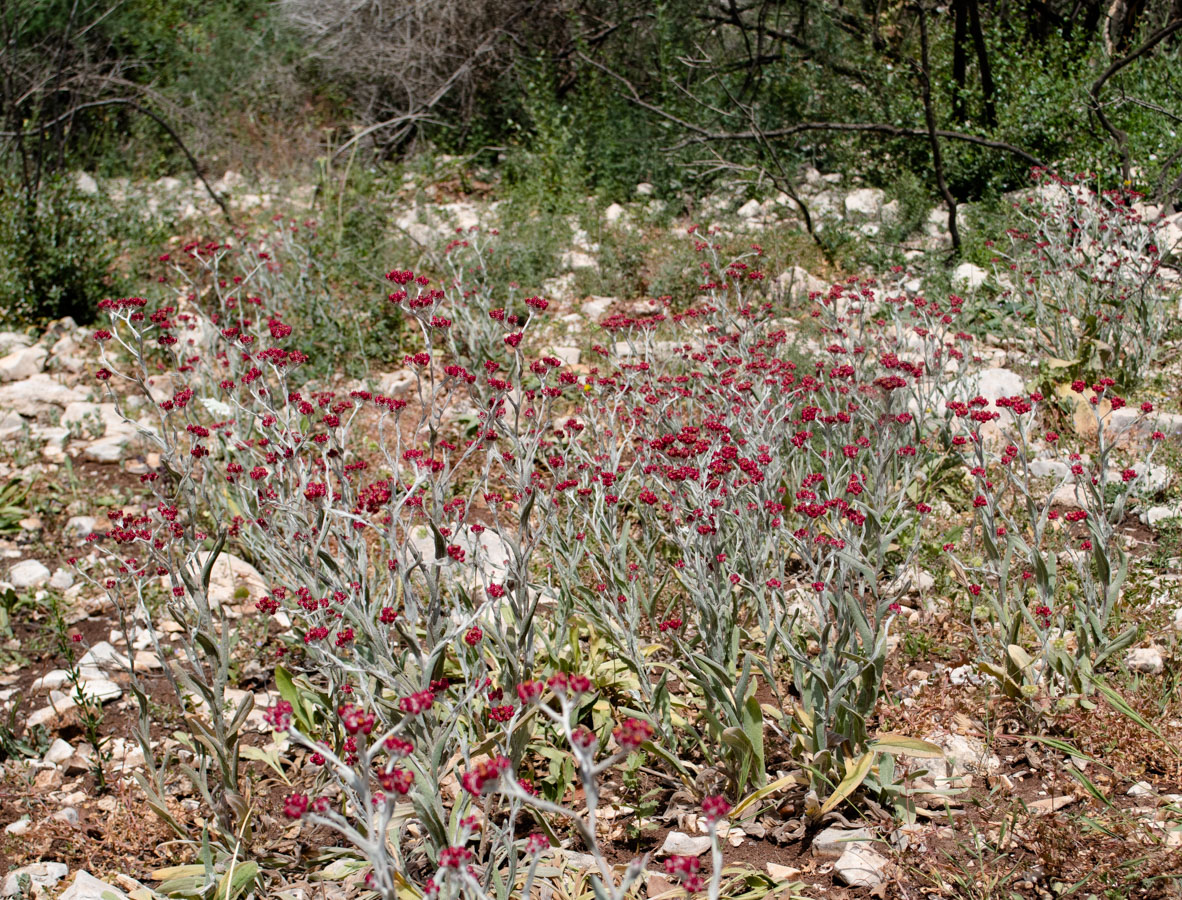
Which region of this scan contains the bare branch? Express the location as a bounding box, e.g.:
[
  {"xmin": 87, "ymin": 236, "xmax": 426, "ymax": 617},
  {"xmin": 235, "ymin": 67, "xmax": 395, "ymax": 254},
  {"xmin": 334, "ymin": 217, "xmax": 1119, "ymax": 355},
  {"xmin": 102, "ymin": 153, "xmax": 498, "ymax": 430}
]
[
  {"xmin": 1, "ymin": 96, "xmax": 233, "ymax": 224},
  {"xmin": 576, "ymin": 50, "xmax": 1044, "ymax": 170},
  {"xmin": 1089, "ymin": 16, "xmax": 1182, "ymax": 181}
]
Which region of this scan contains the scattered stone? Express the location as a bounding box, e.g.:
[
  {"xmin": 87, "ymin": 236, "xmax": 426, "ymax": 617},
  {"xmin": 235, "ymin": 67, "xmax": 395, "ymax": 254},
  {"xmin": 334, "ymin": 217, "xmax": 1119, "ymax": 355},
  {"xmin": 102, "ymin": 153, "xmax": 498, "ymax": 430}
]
[
  {"xmin": 884, "ymin": 568, "xmax": 935, "ymax": 595},
  {"xmin": 1028, "ymin": 459, "xmax": 1071, "ymax": 479},
  {"xmin": 27, "ymin": 703, "xmax": 70, "ymax": 729},
  {"xmin": 927, "ymin": 731, "xmax": 998, "ymax": 779},
  {"xmin": 4, "ymin": 817, "xmax": 30, "ymax": 835},
  {"xmin": 59, "ymin": 871, "xmax": 129, "ymax": 900},
  {"xmin": 774, "ymin": 266, "xmax": 828, "ymax": 301},
  {"xmin": 49, "ymin": 569, "xmax": 74, "ymax": 590},
  {"xmin": 0, "ymin": 374, "xmax": 88, "ymax": 416},
  {"xmin": 844, "ymin": 187, "xmax": 884, "ymax": 217},
  {"xmin": 75, "ymin": 172, "xmax": 99, "ymax": 194},
  {"xmin": 133, "ymin": 650, "xmax": 162, "ymax": 671},
  {"xmin": 952, "ymin": 262, "xmax": 988, "ymax": 289},
  {"xmin": 33, "ymin": 766, "xmax": 63, "ymax": 790},
  {"xmin": 548, "ymin": 346, "xmax": 581, "ymax": 366},
  {"xmin": 81, "ymin": 437, "xmax": 127, "ymax": 463},
  {"xmin": 561, "ymin": 250, "xmax": 596, "ymax": 269},
  {"xmin": 77, "ymin": 679, "xmax": 123, "ymax": 703},
  {"xmin": 192, "ymin": 551, "xmax": 267, "ymax": 608},
  {"xmin": 0, "ymin": 332, "xmax": 31, "ymax": 355},
  {"xmin": 44, "ymin": 738, "xmax": 75, "ymax": 766},
  {"xmin": 1145, "ymin": 505, "xmax": 1182, "ymax": 527},
  {"xmin": 765, "ymin": 863, "xmax": 801, "ymax": 880},
  {"xmin": 1029, "ymin": 795, "xmax": 1076, "ymax": 815},
  {"xmin": 32, "ymin": 669, "xmax": 71, "ymax": 691},
  {"xmin": 8, "ymin": 559, "xmax": 51, "ymax": 589},
  {"xmin": 556, "ymin": 850, "xmax": 599, "ymax": 871},
  {"xmin": 1129, "ymin": 462, "xmax": 1173, "ymax": 495},
  {"xmin": 1126, "ymin": 647, "xmax": 1164, "ymax": 675},
  {"xmin": 50, "ymin": 807, "xmax": 79, "ymax": 826},
  {"xmin": 737, "ymin": 199, "xmax": 762, "ymax": 219},
  {"xmin": 583, "ymin": 296, "xmax": 614, "ymax": 319},
  {"xmin": 3, "ymin": 862, "xmax": 69, "ymax": 897},
  {"xmin": 972, "ymin": 368, "xmax": 1026, "ymax": 409},
  {"xmin": 812, "ymin": 825, "xmax": 873, "ymax": 858},
  {"xmin": 78, "ymin": 641, "xmax": 131, "ymax": 680},
  {"xmin": 660, "ymin": 831, "xmax": 713, "ymax": 856},
  {"xmin": 0, "ymin": 345, "xmax": 48, "ymax": 382},
  {"xmin": 64, "ymin": 516, "xmax": 97, "ymax": 539},
  {"xmin": 0, "ymin": 410, "xmax": 25, "ymax": 439},
  {"xmin": 1128, "ymin": 781, "xmax": 1157, "ymax": 798},
  {"xmin": 604, "ymin": 203, "xmax": 625, "ymax": 224},
  {"xmin": 834, "ymin": 846, "xmax": 889, "ymax": 889},
  {"xmin": 949, "ymin": 664, "xmax": 985, "ymax": 687}
]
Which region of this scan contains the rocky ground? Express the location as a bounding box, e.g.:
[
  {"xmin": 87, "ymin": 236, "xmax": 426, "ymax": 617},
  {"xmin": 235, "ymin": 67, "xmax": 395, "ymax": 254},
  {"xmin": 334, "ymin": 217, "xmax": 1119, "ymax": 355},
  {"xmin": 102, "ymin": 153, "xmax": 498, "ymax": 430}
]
[{"xmin": 1, "ymin": 168, "xmax": 1182, "ymax": 899}]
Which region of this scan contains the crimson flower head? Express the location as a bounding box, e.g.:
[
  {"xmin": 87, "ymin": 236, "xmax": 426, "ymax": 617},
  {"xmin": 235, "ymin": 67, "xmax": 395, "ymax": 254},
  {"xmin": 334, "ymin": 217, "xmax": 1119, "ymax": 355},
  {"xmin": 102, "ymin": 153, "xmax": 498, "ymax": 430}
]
[
  {"xmin": 464, "ymin": 626, "xmax": 483, "ymax": 646},
  {"xmin": 702, "ymin": 794, "xmax": 731, "ymax": 823},
  {"xmin": 571, "ymin": 725, "xmax": 598, "ymax": 750},
  {"xmin": 338, "ymin": 703, "xmax": 375, "ymax": 735},
  {"xmin": 378, "ymin": 767, "xmax": 414, "ymax": 795},
  {"xmin": 438, "ymin": 846, "xmax": 473, "ymax": 870},
  {"xmin": 400, "ymin": 690, "xmax": 434, "ymax": 715},
  {"xmin": 516, "ymin": 680, "xmax": 544, "ymax": 703},
  {"xmin": 263, "ymin": 700, "xmax": 293, "ymax": 731},
  {"xmin": 613, "ymin": 717, "xmax": 653, "ymax": 751},
  {"xmin": 460, "ymin": 755, "xmax": 510, "ymax": 796},
  {"xmin": 283, "ymin": 792, "xmax": 309, "ymax": 818},
  {"xmin": 664, "ymin": 855, "xmax": 700, "ymax": 879},
  {"xmin": 385, "ymin": 735, "xmax": 414, "ymax": 757},
  {"xmin": 547, "ymin": 672, "xmax": 593, "ymax": 696}
]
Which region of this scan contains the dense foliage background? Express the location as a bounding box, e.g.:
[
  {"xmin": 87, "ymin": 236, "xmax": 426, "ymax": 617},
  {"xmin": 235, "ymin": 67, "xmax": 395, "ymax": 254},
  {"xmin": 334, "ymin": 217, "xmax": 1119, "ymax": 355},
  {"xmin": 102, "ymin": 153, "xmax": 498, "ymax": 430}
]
[{"xmin": 2, "ymin": 0, "xmax": 1181, "ymax": 326}]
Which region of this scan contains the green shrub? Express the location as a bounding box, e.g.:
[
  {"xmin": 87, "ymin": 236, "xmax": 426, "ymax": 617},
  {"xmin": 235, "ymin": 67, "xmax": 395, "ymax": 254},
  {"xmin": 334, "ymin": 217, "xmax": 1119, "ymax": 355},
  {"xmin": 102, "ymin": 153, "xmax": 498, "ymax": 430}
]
[{"xmin": 0, "ymin": 177, "xmax": 119, "ymax": 326}]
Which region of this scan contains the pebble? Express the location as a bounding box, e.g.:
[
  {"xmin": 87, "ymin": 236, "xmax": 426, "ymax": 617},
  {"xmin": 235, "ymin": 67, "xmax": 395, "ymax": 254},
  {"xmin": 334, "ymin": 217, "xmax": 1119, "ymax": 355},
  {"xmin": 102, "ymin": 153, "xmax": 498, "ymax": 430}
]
[
  {"xmin": 834, "ymin": 845, "xmax": 889, "ymax": 888},
  {"xmin": 7, "ymin": 559, "xmax": 51, "ymax": 589},
  {"xmin": 1128, "ymin": 781, "xmax": 1157, "ymax": 798},
  {"xmin": 63, "ymin": 517, "xmax": 96, "ymax": 539},
  {"xmin": 812, "ymin": 825, "xmax": 873, "ymax": 858},
  {"xmin": 765, "ymin": 863, "xmax": 802, "ymax": 880},
  {"xmin": 1126, "ymin": 647, "xmax": 1164, "ymax": 675},
  {"xmin": 59, "ymin": 871, "xmax": 129, "ymax": 900},
  {"xmin": 4, "ymin": 817, "xmax": 30, "ymax": 835},
  {"xmin": 77, "ymin": 641, "xmax": 130, "ymax": 680},
  {"xmin": 3, "ymin": 862, "xmax": 69, "ymax": 897},
  {"xmin": 49, "ymin": 568, "xmax": 74, "ymax": 590},
  {"xmin": 43, "ymin": 738, "xmax": 75, "ymax": 766},
  {"xmin": 660, "ymin": 831, "xmax": 713, "ymax": 856}
]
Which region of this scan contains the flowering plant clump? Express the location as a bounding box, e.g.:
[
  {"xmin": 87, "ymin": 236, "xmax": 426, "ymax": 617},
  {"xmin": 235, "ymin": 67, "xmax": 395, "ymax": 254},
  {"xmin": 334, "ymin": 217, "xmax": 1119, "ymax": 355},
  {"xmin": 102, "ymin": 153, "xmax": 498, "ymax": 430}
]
[
  {"xmin": 943, "ymin": 377, "xmax": 1164, "ymax": 700},
  {"xmin": 75, "ymin": 188, "xmax": 1176, "ymax": 895},
  {"xmin": 993, "ymin": 169, "xmax": 1172, "ymax": 389}
]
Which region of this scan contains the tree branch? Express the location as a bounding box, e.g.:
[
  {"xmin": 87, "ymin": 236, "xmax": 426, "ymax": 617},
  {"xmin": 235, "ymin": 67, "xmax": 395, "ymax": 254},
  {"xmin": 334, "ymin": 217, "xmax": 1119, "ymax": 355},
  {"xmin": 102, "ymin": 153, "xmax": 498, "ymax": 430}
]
[
  {"xmin": 1089, "ymin": 16, "xmax": 1182, "ymax": 182},
  {"xmin": 0, "ymin": 96, "xmax": 233, "ymax": 224},
  {"xmin": 576, "ymin": 51, "xmax": 1044, "ymax": 169},
  {"xmin": 916, "ymin": 1, "xmax": 960, "ymax": 253}
]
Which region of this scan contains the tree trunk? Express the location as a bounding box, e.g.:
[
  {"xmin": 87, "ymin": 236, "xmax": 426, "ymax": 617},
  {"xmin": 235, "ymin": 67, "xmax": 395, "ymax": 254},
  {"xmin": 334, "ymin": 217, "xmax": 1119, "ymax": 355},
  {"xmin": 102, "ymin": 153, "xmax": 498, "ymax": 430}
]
[
  {"xmin": 968, "ymin": 0, "xmax": 997, "ymax": 127},
  {"xmin": 952, "ymin": 0, "xmax": 969, "ymax": 122}
]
